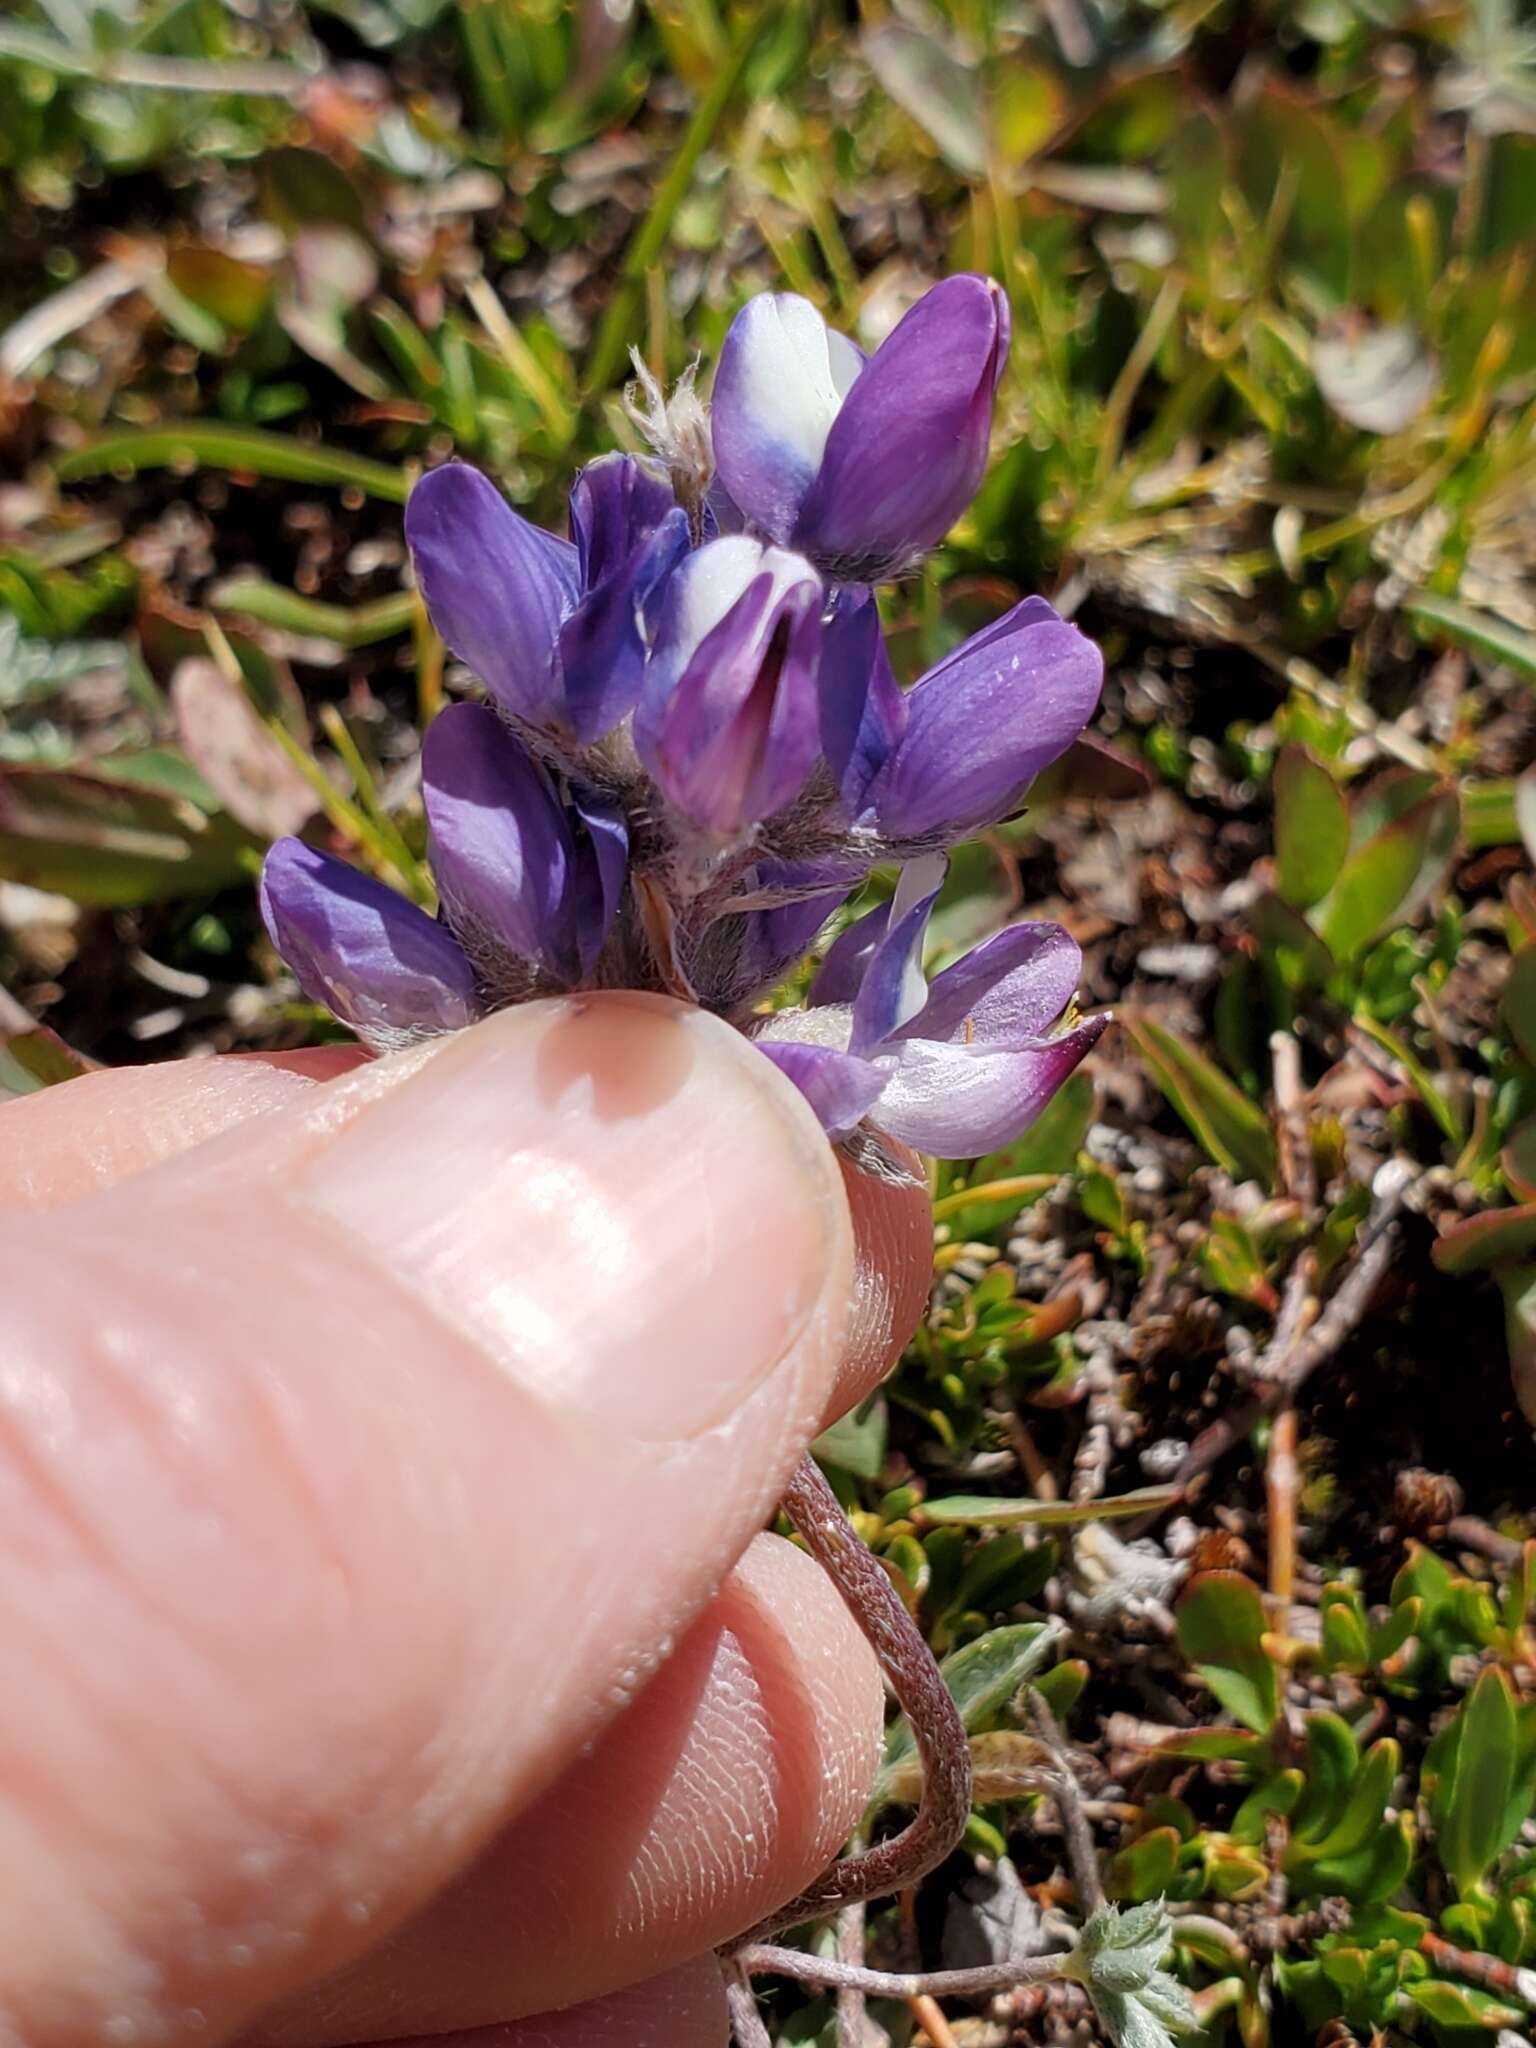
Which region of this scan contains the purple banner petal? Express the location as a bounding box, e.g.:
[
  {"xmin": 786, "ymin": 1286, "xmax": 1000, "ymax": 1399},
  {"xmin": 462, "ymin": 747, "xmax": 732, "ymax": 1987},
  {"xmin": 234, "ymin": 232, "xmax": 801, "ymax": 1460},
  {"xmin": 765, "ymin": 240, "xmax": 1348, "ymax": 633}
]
[
  {"xmin": 754, "ymin": 1037, "xmax": 890, "ymax": 1140},
  {"xmin": 711, "ymin": 293, "xmax": 864, "ymax": 545},
  {"xmin": 422, "ymin": 702, "xmax": 579, "ymax": 982},
  {"xmin": 406, "ymin": 464, "xmax": 579, "ymax": 729},
  {"xmin": 568, "ymin": 453, "xmax": 677, "ymax": 589},
  {"xmin": 794, "ymin": 275, "xmax": 1009, "ymax": 575},
  {"xmin": 899, "ymin": 921, "xmax": 1082, "ymax": 1046},
  {"xmin": 259, "ymin": 837, "xmax": 480, "ymax": 1042},
  {"xmin": 869, "ymin": 595, "xmax": 1103, "ymax": 843},
  {"xmin": 873, "ymin": 1015, "xmax": 1107, "ymax": 1157}
]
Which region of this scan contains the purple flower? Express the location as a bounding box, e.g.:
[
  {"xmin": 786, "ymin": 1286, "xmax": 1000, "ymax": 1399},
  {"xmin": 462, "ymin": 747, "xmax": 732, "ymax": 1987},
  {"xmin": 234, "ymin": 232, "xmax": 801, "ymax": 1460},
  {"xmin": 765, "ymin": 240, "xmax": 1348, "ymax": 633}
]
[
  {"xmin": 865, "ymin": 596, "xmax": 1104, "ymax": 844},
  {"xmin": 711, "ymin": 275, "xmax": 1010, "ymax": 581},
  {"xmin": 423, "ymin": 702, "xmax": 627, "ymax": 987},
  {"xmin": 818, "ymin": 587, "xmax": 907, "ymax": 819},
  {"xmin": 259, "ymin": 838, "xmax": 481, "ymax": 1046},
  {"xmin": 754, "ymin": 857, "xmax": 1105, "ymax": 1155},
  {"xmin": 406, "ymin": 457, "xmax": 688, "ymax": 746},
  {"xmin": 634, "ymin": 535, "xmax": 824, "ymax": 837}
]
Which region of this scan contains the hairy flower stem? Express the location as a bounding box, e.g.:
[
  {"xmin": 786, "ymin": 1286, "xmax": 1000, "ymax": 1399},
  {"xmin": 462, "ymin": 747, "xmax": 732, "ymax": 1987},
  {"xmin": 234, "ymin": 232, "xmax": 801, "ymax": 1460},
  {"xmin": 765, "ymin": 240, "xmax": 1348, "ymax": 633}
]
[
  {"xmin": 734, "ymin": 1944, "xmax": 1069, "ymax": 2001},
  {"xmin": 722, "ymin": 1959, "xmax": 774, "ymax": 2047},
  {"xmin": 735, "ymin": 1455, "xmax": 973, "ymax": 1946}
]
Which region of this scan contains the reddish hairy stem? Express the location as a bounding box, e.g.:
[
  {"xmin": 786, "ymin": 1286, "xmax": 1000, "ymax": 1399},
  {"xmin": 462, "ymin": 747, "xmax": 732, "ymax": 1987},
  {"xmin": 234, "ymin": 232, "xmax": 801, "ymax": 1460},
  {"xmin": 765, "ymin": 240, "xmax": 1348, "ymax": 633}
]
[{"xmin": 735, "ymin": 1455, "xmax": 973, "ymax": 1943}]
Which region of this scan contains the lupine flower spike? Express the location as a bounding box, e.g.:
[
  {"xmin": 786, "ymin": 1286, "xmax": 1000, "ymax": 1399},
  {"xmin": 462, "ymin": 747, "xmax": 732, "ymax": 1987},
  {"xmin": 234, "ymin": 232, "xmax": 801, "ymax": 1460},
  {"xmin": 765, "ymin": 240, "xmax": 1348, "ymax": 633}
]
[{"xmin": 261, "ymin": 273, "xmax": 1108, "ymax": 1166}]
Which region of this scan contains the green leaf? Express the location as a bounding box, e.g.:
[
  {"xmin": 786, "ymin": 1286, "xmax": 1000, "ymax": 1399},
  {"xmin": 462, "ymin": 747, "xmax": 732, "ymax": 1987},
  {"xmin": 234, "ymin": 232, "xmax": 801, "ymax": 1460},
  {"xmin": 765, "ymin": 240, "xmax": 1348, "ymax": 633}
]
[
  {"xmin": 1033, "ymin": 1655, "xmax": 1088, "ymax": 1721},
  {"xmin": 1319, "ymin": 1584, "xmax": 1370, "ymax": 1674},
  {"xmin": 1175, "ymin": 1572, "xmax": 1280, "ymax": 1734},
  {"xmin": 1291, "ymin": 1713, "xmax": 1359, "ymax": 1847},
  {"xmin": 1405, "ymin": 1979, "xmax": 1523, "ymax": 2030},
  {"xmin": 919, "ymin": 1486, "xmax": 1179, "ymax": 1528},
  {"xmin": 55, "ymin": 426, "xmax": 409, "ymax": 504},
  {"xmin": 1297, "ymin": 1738, "xmax": 1398, "ymax": 1864},
  {"xmin": 1231, "ymin": 1768, "xmax": 1304, "ymax": 1843},
  {"xmin": 210, "ymin": 580, "xmax": 418, "ymax": 648},
  {"xmin": 1432, "ymin": 1206, "xmax": 1536, "ymax": 1274},
  {"xmin": 0, "ymin": 1027, "xmax": 95, "ymax": 1100},
  {"xmin": 1313, "ymin": 787, "xmax": 1458, "ymax": 963},
  {"xmin": 1119, "ymin": 1012, "xmax": 1276, "ymax": 1187},
  {"xmin": 1502, "ymin": 1118, "xmax": 1536, "ymax": 1202},
  {"xmin": 1152, "ymin": 1727, "xmax": 1272, "ymax": 1765},
  {"xmin": 0, "ymin": 764, "xmax": 254, "ymax": 907},
  {"xmin": 1406, "ymin": 592, "xmax": 1536, "ymax": 682},
  {"xmin": 877, "ymin": 1622, "xmax": 1059, "ymax": 1787},
  {"xmin": 1310, "ymin": 1809, "xmax": 1415, "ymax": 1905},
  {"xmin": 861, "ymin": 22, "xmax": 989, "ymax": 178},
  {"xmin": 1106, "ymin": 1826, "xmax": 1182, "ymax": 1904},
  {"xmin": 1505, "ymin": 946, "xmax": 1536, "ymax": 1068},
  {"xmin": 1063, "ymin": 1902, "xmax": 1196, "ymax": 2048},
  {"xmin": 1496, "ymin": 1262, "xmax": 1536, "ymax": 1427},
  {"xmin": 1274, "ymin": 745, "xmax": 1349, "ymax": 910},
  {"xmin": 812, "ymin": 1396, "xmax": 887, "ymax": 1482},
  {"xmin": 1433, "ymin": 1667, "xmax": 1519, "ymax": 1895}
]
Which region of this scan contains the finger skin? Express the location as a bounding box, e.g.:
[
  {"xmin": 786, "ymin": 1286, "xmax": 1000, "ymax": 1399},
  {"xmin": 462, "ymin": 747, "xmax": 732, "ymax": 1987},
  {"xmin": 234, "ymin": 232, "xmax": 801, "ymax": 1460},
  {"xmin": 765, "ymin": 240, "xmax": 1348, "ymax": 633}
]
[
  {"xmin": 249, "ymin": 1534, "xmax": 882, "ymax": 2042},
  {"xmin": 0, "ymin": 996, "xmax": 853, "ymax": 2047},
  {"xmin": 0, "ymin": 1049, "xmax": 935, "ymax": 1430},
  {"xmin": 0, "ymin": 1047, "xmax": 369, "ymax": 1209},
  {"xmin": 351, "ymin": 1958, "xmax": 730, "ymax": 2048}
]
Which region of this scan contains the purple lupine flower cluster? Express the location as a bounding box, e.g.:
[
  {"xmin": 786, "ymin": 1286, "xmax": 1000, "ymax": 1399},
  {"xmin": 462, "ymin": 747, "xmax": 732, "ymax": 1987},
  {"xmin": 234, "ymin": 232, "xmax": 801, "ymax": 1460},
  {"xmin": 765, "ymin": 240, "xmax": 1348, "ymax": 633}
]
[{"xmin": 260, "ymin": 275, "xmax": 1108, "ymax": 1159}]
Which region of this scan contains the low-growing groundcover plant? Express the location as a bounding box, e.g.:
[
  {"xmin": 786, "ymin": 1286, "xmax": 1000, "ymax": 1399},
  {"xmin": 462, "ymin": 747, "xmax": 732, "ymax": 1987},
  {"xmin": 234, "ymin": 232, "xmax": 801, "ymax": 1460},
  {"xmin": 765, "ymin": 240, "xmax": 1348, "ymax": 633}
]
[{"xmin": 256, "ymin": 275, "xmax": 1193, "ymax": 2043}]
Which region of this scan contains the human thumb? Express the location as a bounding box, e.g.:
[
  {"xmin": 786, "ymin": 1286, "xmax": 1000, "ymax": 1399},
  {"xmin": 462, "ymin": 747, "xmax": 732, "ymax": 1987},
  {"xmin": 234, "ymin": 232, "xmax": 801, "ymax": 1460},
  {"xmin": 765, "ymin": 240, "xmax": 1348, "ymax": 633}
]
[{"xmin": 0, "ymin": 993, "xmax": 854, "ymax": 2048}]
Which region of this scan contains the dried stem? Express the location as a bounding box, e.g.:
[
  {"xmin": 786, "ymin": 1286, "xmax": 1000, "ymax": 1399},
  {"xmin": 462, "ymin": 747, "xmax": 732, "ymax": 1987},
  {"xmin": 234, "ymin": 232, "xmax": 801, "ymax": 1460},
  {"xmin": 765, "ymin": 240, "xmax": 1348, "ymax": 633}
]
[
  {"xmin": 1025, "ymin": 1688, "xmax": 1104, "ymax": 1915},
  {"xmin": 723, "ymin": 1957, "xmax": 774, "ymax": 2048},
  {"xmin": 736, "ymin": 1943, "xmax": 1070, "ymax": 2001},
  {"xmin": 1421, "ymin": 1931, "xmax": 1536, "ymax": 2010},
  {"xmin": 836, "ymin": 1894, "xmax": 867, "ymax": 2048},
  {"xmin": 1270, "ymin": 1029, "xmax": 1316, "ymax": 1210},
  {"xmin": 736, "ymin": 1456, "xmax": 973, "ymax": 1943},
  {"xmin": 910, "ymin": 1991, "xmax": 962, "ymax": 2046},
  {"xmin": 1266, "ymin": 1399, "xmax": 1299, "ymax": 1618},
  {"xmin": 1169, "ymin": 1179, "xmax": 1405, "ymax": 1502}
]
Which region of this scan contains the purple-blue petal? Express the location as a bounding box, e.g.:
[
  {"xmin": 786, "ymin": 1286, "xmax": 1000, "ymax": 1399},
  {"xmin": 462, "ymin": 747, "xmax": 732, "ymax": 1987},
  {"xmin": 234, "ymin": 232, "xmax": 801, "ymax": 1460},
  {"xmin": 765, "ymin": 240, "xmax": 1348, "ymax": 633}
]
[
  {"xmin": 754, "ymin": 1038, "xmax": 890, "ymax": 1140},
  {"xmin": 638, "ymin": 545, "xmax": 825, "ymax": 836},
  {"xmin": 873, "ymin": 1015, "xmax": 1107, "ymax": 1156},
  {"xmin": 732, "ymin": 861, "xmax": 853, "ymax": 999},
  {"xmin": 711, "ymin": 293, "xmax": 864, "ymax": 545},
  {"xmin": 567, "ymin": 781, "xmax": 630, "ymax": 977},
  {"xmin": 794, "ymin": 275, "xmax": 1009, "ymax": 575},
  {"xmin": 869, "ymin": 594, "xmax": 1103, "ymax": 843},
  {"xmin": 259, "ymin": 837, "xmax": 480, "ymax": 1041},
  {"xmin": 819, "ymin": 587, "xmax": 907, "ymax": 817},
  {"xmin": 422, "ymin": 702, "xmax": 580, "ymax": 982},
  {"xmin": 568, "ymin": 453, "xmax": 677, "ymax": 590},
  {"xmin": 406, "ymin": 464, "xmax": 579, "ymax": 729},
  {"xmin": 809, "ymin": 897, "xmax": 890, "ymax": 1007},
  {"xmin": 558, "ymin": 503, "xmax": 691, "ymax": 744},
  {"xmin": 848, "ymin": 860, "xmax": 946, "ymax": 1056},
  {"xmin": 899, "ymin": 921, "xmax": 1083, "ymax": 1046}
]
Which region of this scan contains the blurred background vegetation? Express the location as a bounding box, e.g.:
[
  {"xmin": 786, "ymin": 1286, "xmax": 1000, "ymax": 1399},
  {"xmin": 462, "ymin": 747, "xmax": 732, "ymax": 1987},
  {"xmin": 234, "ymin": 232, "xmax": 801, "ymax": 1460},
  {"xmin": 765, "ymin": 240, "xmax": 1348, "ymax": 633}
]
[{"xmin": 3, "ymin": 3, "xmax": 1536, "ymax": 2044}]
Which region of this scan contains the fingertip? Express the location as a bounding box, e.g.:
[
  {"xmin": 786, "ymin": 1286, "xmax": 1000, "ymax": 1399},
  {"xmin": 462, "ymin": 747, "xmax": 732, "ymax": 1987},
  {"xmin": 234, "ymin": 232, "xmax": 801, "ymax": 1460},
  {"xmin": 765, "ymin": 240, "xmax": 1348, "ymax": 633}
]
[
  {"xmin": 827, "ymin": 1137, "xmax": 933, "ymax": 1423},
  {"xmin": 342, "ymin": 1957, "xmax": 729, "ymax": 2047}
]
